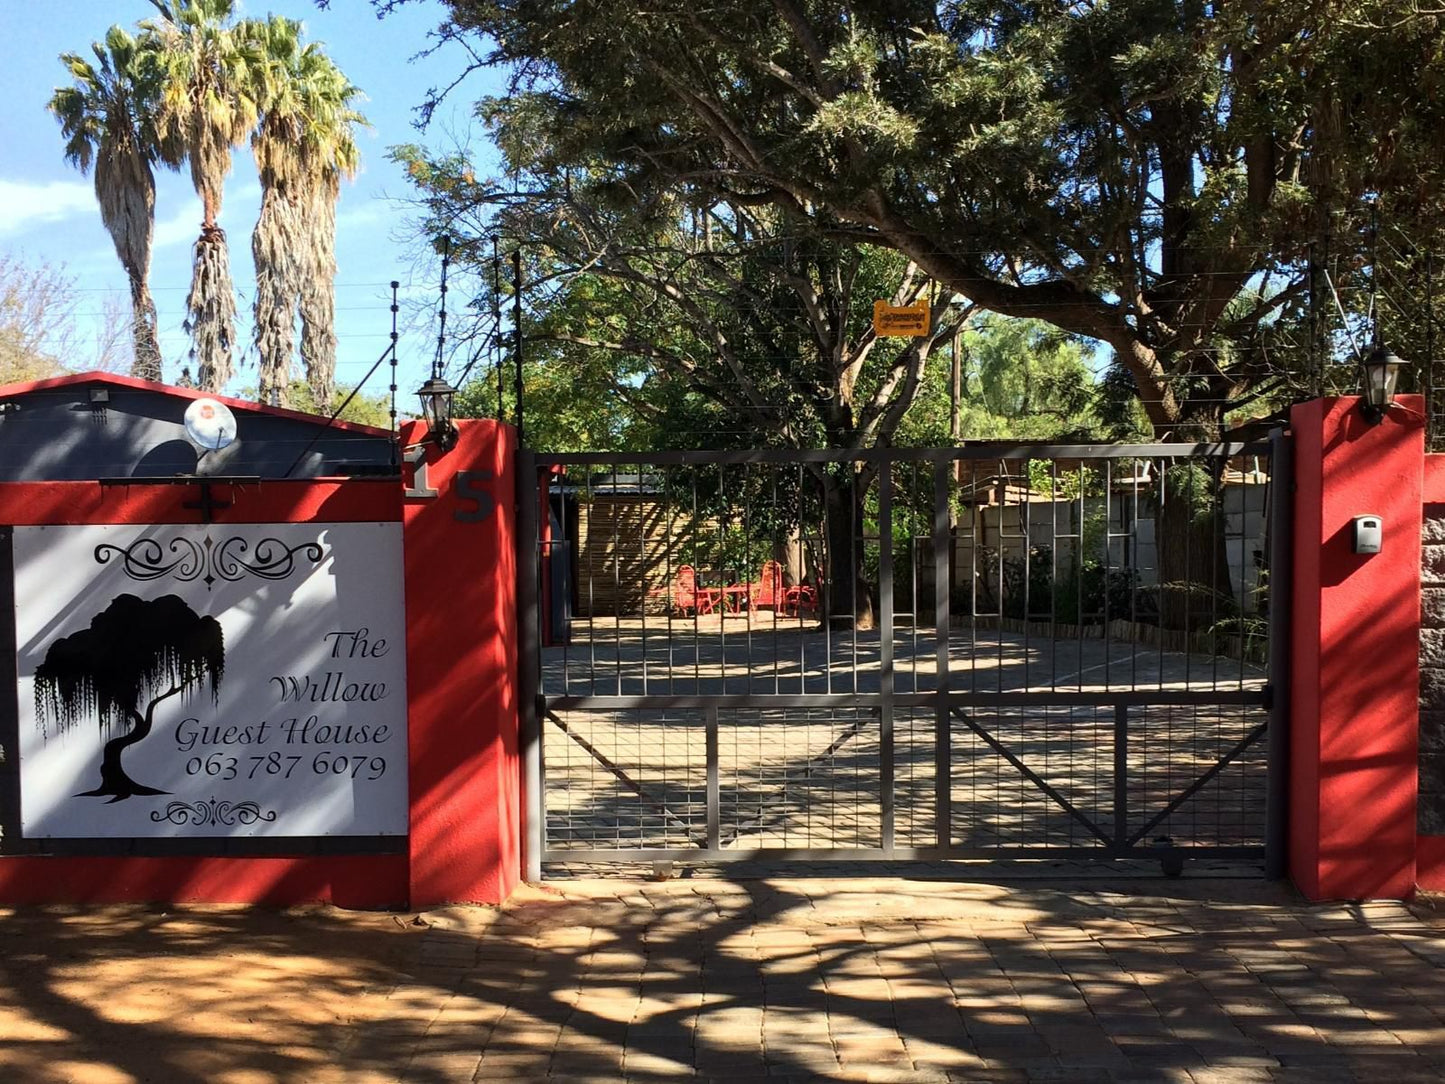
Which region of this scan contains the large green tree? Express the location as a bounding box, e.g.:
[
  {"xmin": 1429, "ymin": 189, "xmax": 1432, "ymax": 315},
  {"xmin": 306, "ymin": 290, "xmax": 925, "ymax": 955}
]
[
  {"xmin": 425, "ymin": 0, "xmax": 1445, "ymax": 439},
  {"xmin": 397, "ymin": 136, "xmax": 974, "ymax": 454},
  {"xmin": 898, "ymin": 313, "xmax": 1105, "ymax": 446},
  {"xmin": 401, "ymin": 137, "xmax": 983, "ymax": 623},
  {"xmin": 48, "ymin": 26, "xmax": 167, "ymax": 380}
]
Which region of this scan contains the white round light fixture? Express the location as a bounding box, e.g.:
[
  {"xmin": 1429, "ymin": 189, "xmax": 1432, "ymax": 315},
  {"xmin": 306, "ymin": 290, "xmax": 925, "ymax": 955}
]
[{"xmin": 184, "ymin": 397, "xmax": 238, "ymax": 451}]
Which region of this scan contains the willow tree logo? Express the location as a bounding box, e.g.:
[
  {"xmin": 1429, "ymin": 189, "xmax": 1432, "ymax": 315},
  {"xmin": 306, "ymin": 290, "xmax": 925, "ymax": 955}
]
[{"xmin": 34, "ymin": 594, "xmax": 225, "ymax": 802}]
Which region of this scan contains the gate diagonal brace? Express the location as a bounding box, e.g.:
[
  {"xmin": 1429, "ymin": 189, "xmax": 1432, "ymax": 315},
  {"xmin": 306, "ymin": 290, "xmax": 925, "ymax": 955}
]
[
  {"xmin": 545, "ymin": 710, "xmax": 706, "ymax": 847},
  {"xmin": 1125, "ymin": 721, "xmax": 1267, "ymax": 849},
  {"xmin": 949, "ymin": 707, "xmax": 1114, "ymax": 848}
]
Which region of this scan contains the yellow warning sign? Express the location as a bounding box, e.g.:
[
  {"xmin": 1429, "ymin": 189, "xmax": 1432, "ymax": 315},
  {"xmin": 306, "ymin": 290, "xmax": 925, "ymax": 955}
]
[{"xmin": 872, "ymin": 300, "xmax": 930, "ymax": 337}]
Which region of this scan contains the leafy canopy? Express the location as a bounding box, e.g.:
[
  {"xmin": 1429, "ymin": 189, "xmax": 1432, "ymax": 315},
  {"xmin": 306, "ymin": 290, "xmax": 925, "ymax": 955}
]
[{"xmin": 425, "ymin": 0, "xmax": 1445, "ymax": 436}]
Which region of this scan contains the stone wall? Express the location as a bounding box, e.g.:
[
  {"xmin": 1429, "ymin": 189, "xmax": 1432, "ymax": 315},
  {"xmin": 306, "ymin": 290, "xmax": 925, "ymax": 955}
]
[{"xmin": 1419, "ymin": 510, "xmax": 1445, "ymax": 833}]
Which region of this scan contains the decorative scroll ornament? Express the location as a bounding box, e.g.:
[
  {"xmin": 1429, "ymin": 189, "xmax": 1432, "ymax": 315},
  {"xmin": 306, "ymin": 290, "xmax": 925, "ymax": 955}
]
[
  {"xmin": 91, "ymin": 537, "xmax": 205, "ymax": 583},
  {"xmin": 95, "ymin": 534, "xmax": 326, "ymax": 589},
  {"xmin": 149, "ymin": 798, "xmax": 278, "ymax": 828}
]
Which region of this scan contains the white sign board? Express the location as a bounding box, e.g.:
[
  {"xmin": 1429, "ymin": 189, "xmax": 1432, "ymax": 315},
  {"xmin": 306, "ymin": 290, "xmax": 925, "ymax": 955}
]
[{"xmin": 14, "ymin": 523, "xmax": 408, "ymax": 838}]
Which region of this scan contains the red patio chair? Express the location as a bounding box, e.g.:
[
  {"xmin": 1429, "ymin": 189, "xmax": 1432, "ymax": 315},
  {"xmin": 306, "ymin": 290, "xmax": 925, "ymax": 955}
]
[
  {"xmin": 747, "ymin": 560, "xmax": 786, "ymax": 611},
  {"xmin": 782, "ymin": 570, "xmax": 819, "ymax": 617},
  {"xmin": 672, "ymin": 564, "xmax": 721, "ymax": 616}
]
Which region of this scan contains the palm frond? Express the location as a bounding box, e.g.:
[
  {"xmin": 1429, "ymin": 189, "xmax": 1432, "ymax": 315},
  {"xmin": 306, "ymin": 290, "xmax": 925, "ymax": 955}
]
[{"xmin": 48, "ymin": 30, "xmax": 163, "ymax": 378}]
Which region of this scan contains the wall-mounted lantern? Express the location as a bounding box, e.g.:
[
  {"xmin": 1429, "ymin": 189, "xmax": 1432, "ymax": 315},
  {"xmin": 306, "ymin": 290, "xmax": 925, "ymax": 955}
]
[
  {"xmin": 416, "ymin": 373, "xmax": 459, "ymax": 451},
  {"xmin": 1360, "ymin": 345, "xmax": 1404, "ymax": 425}
]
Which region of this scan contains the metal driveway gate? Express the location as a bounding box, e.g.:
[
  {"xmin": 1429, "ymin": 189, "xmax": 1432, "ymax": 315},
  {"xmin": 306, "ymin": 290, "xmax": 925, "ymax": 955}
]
[{"xmin": 517, "ymin": 438, "xmax": 1289, "ymax": 876}]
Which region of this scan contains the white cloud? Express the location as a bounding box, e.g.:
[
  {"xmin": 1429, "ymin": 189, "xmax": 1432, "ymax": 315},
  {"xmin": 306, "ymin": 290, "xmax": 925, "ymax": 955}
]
[
  {"xmin": 149, "ymin": 182, "xmax": 270, "ymax": 251},
  {"xmin": 336, "ymin": 203, "xmax": 386, "ymax": 230},
  {"xmin": 153, "ymin": 196, "xmax": 205, "ymax": 251},
  {"xmin": 0, "ymin": 178, "xmax": 96, "ymax": 235}
]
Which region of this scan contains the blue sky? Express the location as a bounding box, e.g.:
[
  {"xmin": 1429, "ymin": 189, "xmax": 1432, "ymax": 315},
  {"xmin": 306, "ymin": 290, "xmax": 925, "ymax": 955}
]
[{"xmin": 0, "ymin": 0, "xmax": 503, "ymax": 404}]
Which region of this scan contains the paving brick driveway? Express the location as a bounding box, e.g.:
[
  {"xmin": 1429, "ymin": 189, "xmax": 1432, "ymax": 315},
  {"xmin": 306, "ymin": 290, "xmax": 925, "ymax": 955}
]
[{"xmin": 3, "ymin": 876, "xmax": 1444, "ymax": 1082}]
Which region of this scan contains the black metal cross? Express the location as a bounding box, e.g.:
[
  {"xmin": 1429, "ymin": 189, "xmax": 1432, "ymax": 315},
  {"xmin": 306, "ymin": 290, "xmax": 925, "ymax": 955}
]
[{"xmin": 184, "ymin": 482, "xmax": 231, "ymax": 524}]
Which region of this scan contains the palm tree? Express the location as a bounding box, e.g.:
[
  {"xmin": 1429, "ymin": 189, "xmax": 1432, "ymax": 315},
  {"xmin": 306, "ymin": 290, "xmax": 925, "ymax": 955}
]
[
  {"xmin": 246, "ymin": 15, "xmax": 307, "ymax": 405},
  {"xmin": 48, "ymin": 26, "xmax": 166, "ymax": 380},
  {"xmin": 142, "ymin": 0, "xmax": 258, "ymax": 392},
  {"xmin": 246, "ymin": 16, "xmax": 363, "ymax": 407},
  {"xmin": 297, "ymin": 89, "xmax": 362, "ymax": 409}
]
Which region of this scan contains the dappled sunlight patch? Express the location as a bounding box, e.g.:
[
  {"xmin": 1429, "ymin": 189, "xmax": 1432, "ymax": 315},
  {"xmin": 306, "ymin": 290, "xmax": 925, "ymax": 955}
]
[
  {"xmin": 5, "ymin": 880, "xmax": 1445, "ymax": 1079},
  {"xmin": 0, "ymin": 904, "xmax": 421, "ymax": 1081}
]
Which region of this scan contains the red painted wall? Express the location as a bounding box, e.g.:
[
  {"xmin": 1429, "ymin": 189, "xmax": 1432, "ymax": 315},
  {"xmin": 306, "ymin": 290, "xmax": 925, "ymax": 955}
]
[
  {"xmin": 0, "ymin": 477, "xmax": 398, "ymax": 527},
  {"xmin": 402, "ymin": 419, "xmax": 520, "ymax": 906},
  {"xmin": 0, "ymin": 855, "xmax": 407, "ymax": 908},
  {"xmin": 1290, "ymin": 396, "xmax": 1423, "ymax": 899},
  {"xmin": 0, "ymin": 479, "xmax": 409, "ymax": 908},
  {"xmin": 1423, "ymin": 455, "xmax": 1445, "ymax": 504},
  {"xmin": 1419, "ymin": 835, "xmax": 1445, "ymax": 892},
  {"xmin": 0, "ymin": 418, "xmax": 524, "ymax": 908}
]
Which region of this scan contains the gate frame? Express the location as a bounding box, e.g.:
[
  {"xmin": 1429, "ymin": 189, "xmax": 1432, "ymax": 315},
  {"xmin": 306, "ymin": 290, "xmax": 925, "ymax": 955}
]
[{"xmin": 519, "ymin": 441, "xmax": 1286, "ymax": 876}]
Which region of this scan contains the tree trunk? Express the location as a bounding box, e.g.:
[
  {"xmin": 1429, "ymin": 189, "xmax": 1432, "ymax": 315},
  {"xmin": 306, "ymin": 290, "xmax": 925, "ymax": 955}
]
[
  {"xmin": 190, "ymin": 224, "xmax": 237, "ymax": 391},
  {"xmin": 822, "ymin": 470, "xmax": 877, "ymax": 631},
  {"xmin": 76, "ymin": 695, "xmax": 174, "ymax": 802},
  {"xmin": 128, "ymin": 273, "xmax": 162, "ymax": 381},
  {"xmin": 774, "ymin": 527, "xmax": 804, "ymax": 586},
  {"xmin": 949, "ymin": 326, "xmax": 962, "ymax": 606},
  {"xmin": 1157, "ymin": 464, "xmax": 1233, "ymax": 633},
  {"xmin": 253, "ymin": 184, "xmax": 302, "ymax": 405},
  {"xmin": 300, "ymin": 175, "xmax": 341, "ymax": 407}
]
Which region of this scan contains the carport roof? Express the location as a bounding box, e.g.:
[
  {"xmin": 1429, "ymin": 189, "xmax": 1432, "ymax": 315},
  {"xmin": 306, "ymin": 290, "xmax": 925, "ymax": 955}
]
[{"xmin": 0, "ymin": 371, "xmax": 396, "ymax": 437}]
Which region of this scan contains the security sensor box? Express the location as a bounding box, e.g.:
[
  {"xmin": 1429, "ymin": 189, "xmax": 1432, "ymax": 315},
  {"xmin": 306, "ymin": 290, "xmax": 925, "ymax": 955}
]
[{"xmin": 1352, "ymin": 514, "xmax": 1383, "ymax": 555}]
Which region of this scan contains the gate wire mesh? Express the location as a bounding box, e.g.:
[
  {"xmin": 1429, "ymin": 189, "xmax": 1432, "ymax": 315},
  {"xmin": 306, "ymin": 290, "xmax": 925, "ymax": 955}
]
[{"xmin": 528, "ymin": 443, "xmax": 1278, "ymax": 865}]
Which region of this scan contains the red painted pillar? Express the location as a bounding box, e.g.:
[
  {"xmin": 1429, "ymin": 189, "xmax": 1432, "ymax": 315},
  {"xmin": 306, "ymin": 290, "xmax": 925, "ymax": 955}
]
[
  {"xmin": 1289, "ymin": 395, "xmax": 1423, "ymax": 899},
  {"xmin": 402, "ymin": 419, "xmax": 520, "ymax": 906}
]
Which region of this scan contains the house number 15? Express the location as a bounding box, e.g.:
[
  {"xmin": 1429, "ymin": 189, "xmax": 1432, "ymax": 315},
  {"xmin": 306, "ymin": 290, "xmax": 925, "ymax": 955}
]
[
  {"xmin": 453, "ymin": 471, "xmax": 496, "ymax": 522},
  {"xmin": 404, "ymin": 450, "xmax": 496, "ymax": 522}
]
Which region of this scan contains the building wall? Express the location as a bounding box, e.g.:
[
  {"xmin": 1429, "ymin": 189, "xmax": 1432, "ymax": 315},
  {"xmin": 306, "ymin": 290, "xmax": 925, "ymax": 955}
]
[
  {"xmin": 573, "ymin": 490, "xmax": 758, "ymax": 617},
  {"xmin": 575, "ymin": 496, "xmax": 676, "ymax": 616},
  {"xmin": 950, "ymin": 483, "xmax": 1266, "ymax": 617}
]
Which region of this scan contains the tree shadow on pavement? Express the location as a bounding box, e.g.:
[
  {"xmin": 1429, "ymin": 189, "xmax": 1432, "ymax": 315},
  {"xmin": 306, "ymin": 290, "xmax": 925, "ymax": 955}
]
[
  {"xmin": 3, "ymin": 879, "xmax": 1445, "ymax": 1083},
  {"xmin": 0, "ymin": 904, "xmax": 422, "ymax": 1083},
  {"xmin": 402, "ymin": 876, "xmax": 1445, "ymax": 1082}
]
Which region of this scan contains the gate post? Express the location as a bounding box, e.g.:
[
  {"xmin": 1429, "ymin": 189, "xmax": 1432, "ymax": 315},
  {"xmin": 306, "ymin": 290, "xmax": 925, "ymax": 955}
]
[
  {"xmin": 403, "ymin": 418, "xmax": 521, "ymax": 907},
  {"xmin": 1265, "ymin": 426, "xmax": 1292, "ymax": 879},
  {"xmin": 517, "ymin": 450, "xmax": 543, "ymax": 883},
  {"xmin": 1289, "ymin": 395, "xmax": 1423, "ymax": 899}
]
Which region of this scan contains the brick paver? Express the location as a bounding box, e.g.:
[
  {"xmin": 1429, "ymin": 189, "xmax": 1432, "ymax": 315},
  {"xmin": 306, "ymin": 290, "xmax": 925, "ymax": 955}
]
[{"xmin": 2, "ymin": 878, "xmax": 1444, "ymax": 1081}]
